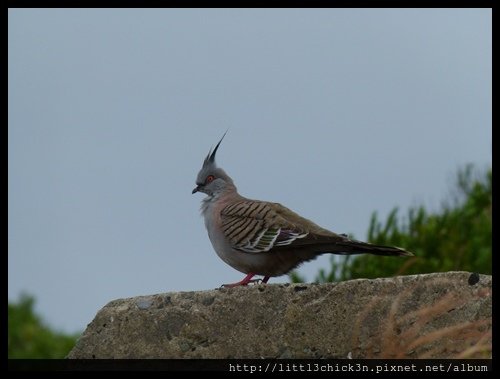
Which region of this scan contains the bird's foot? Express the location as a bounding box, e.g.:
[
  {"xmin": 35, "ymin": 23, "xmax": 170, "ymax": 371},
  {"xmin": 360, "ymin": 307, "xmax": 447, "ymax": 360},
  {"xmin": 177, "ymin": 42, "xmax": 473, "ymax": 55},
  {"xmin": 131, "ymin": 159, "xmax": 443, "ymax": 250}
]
[
  {"xmin": 221, "ymin": 279, "xmax": 260, "ymax": 288},
  {"xmin": 221, "ymin": 273, "xmax": 270, "ymax": 288}
]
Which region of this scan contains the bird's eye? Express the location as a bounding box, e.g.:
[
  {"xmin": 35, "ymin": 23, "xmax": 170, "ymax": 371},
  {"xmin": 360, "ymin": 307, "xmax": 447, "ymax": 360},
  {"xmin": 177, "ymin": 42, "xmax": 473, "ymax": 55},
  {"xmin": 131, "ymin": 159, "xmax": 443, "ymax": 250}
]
[{"xmin": 205, "ymin": 175, "xmax": 215, "ymax": 184}]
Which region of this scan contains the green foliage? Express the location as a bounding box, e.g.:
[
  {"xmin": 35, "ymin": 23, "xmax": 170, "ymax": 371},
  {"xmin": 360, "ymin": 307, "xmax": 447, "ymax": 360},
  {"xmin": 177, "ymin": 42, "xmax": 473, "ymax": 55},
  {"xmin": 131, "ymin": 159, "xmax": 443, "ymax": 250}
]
[
  {"xmin": 291, "ymin": 164, "xmax": 492, "ymax": 283},
  {"xmin": 8, "ymin": 294, "xmax": 80, "ymax": 358}
]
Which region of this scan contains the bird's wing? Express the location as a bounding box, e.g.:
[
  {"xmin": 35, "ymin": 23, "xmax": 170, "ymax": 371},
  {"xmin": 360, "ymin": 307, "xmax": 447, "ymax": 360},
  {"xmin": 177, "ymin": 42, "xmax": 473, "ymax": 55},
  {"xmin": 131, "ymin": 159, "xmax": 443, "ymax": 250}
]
[{"xmin": 220, "ymin": 200, "xmax": 341, "ymax": 253}]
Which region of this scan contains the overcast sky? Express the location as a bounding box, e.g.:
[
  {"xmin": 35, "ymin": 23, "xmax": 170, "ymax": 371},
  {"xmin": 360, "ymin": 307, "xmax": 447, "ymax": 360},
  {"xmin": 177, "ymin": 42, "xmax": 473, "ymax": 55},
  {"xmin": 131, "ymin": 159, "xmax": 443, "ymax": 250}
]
[{"xmin": 8, "ymin": 8, "xmax": 491, "ymax": 333}]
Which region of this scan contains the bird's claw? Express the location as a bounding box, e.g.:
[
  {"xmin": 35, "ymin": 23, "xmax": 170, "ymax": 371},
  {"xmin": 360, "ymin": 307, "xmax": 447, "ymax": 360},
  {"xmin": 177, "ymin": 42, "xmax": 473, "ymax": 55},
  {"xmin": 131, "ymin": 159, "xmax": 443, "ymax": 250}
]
[{"xmin": 221, "ymin": 278, "xmax": 262, "ymax": 288}]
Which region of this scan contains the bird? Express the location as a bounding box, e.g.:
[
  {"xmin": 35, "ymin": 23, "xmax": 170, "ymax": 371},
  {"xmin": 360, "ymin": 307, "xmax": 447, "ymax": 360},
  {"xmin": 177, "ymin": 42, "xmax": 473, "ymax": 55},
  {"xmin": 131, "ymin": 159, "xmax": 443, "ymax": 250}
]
[{"xmin": 192, "ymin": 133, "xmax": 414, "ymax": 287}]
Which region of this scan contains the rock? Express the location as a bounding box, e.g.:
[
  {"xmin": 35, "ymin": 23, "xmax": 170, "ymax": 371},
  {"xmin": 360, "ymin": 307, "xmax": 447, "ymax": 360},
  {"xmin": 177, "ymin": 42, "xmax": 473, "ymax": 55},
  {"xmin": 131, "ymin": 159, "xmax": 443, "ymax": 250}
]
[{"xmin": 67, "ymin": 271, "xmax": 491, "ymax": 359}]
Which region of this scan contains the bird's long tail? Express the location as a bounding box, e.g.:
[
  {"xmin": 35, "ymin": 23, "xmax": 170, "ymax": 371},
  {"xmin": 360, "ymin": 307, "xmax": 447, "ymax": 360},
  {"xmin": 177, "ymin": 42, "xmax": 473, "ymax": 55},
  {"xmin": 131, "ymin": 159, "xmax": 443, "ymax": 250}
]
[{"xmin": 333, "ymin": 239, "xmax": 414, "ymax": 257}]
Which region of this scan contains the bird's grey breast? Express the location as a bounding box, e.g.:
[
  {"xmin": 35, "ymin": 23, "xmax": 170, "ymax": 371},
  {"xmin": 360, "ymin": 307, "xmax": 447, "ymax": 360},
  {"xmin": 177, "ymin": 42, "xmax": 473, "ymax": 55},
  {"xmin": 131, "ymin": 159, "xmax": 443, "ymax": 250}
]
[{"xmin": 201, "ymin": 197, "xmax": 229, "ymax": 252}]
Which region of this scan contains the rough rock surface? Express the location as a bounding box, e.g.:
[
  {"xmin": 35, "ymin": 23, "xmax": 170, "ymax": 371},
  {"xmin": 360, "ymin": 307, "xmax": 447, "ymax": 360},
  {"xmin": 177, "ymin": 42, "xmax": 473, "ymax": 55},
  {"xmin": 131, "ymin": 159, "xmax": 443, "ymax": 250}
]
[{"xmin": 68, "ymin": 272, "xmax": 491, "ymax": 359}]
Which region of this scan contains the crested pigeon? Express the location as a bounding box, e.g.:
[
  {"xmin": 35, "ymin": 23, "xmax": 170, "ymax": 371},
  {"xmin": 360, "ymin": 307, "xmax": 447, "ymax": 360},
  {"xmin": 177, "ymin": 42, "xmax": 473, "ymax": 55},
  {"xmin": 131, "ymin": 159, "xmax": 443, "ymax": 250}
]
[{"xmin": 192, "ymin": 133, "xmax": 414, "ymax": 287}]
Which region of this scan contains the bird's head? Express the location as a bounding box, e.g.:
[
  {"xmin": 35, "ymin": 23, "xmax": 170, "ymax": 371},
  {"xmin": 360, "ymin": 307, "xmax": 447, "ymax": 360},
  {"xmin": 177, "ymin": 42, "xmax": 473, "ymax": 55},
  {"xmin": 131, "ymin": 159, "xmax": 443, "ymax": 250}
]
[{"xmin": 192, "ymin": 132, "xmax": 235, "ymax": 197}]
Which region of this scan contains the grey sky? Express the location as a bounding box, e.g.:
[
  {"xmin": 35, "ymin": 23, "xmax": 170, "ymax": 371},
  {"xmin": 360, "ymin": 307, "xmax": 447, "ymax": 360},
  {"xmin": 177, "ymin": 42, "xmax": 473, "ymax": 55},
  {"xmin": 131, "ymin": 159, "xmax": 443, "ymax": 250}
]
[{"xmin": 8, "ymin": 8, "xmax": 491, "ymax": 333}]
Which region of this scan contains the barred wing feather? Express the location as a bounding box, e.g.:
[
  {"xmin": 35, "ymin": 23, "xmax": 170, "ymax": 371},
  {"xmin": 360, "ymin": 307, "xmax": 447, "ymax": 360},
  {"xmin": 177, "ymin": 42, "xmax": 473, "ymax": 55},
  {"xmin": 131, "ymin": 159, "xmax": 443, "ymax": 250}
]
[{"xmin": 220, "ymin": 201, "xmax": 308, "ymax": 253}]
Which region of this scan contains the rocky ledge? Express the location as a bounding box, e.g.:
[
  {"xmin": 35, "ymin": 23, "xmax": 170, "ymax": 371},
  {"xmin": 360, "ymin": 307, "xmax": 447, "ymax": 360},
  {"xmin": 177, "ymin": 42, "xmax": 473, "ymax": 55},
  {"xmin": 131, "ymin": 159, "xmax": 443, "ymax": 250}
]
[{"xmin": 68, "ymin": 271, "xmax": 491, "ymax": 359}]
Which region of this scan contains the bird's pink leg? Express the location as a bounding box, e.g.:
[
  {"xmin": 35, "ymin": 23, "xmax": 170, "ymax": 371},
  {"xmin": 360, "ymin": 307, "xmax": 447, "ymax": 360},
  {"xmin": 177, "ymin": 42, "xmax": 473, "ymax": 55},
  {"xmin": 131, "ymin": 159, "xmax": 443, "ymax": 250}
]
[
  {"xmin": 222, "ymin": 273, "xmax": 259, "ymax": 288},
  {"xmin": 262, "ymin": 276, "xmax": 270, "ymax": 284}
]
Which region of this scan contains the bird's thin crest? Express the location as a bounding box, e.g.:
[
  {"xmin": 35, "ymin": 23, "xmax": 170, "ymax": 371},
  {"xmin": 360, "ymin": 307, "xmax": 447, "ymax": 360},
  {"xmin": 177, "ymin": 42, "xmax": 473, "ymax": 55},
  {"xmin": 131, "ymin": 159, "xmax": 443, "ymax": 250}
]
[{"xmin": 203, "ymin": 131, "xmax": 228, "ymax": 168}]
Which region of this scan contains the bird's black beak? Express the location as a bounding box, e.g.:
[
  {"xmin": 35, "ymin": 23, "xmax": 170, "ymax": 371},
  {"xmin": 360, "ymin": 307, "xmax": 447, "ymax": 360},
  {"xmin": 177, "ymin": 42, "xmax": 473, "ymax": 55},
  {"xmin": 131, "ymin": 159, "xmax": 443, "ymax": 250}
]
[{"xmin": 192, "ymin": 185, "xmax": 201, "ymax": 194}]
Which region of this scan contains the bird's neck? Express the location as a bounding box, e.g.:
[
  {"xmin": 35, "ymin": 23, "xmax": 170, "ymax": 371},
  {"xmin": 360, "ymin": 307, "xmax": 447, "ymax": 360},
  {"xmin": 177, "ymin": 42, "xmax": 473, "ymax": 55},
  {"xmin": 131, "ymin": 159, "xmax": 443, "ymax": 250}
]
[{"xmin": 200, "ymin": 185, "xmax": 243, "ymax": 216}]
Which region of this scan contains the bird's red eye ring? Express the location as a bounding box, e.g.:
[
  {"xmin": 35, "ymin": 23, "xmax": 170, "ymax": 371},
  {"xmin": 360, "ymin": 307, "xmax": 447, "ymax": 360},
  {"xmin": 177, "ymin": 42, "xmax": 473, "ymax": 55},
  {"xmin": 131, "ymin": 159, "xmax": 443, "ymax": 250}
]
[{"xmin": 206, "ymin": 175, "xmax": 215, "ymax": 184}]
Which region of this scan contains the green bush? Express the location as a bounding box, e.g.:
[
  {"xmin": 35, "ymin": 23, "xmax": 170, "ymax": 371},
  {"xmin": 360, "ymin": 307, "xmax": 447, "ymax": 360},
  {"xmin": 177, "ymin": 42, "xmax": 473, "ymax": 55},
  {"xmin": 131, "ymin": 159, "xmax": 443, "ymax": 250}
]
[
  {"xmin": 8, "ymin": 294, "xmax": 80, "ymax": 358},
  {"xmin": 291, "ymin": 164, "xmax": 492, "ymax": 283}
]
